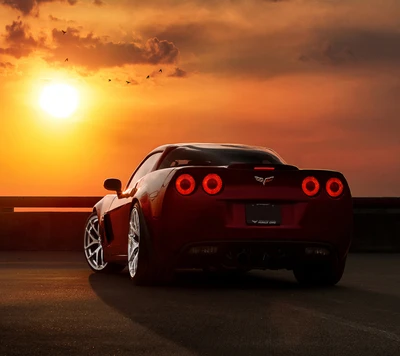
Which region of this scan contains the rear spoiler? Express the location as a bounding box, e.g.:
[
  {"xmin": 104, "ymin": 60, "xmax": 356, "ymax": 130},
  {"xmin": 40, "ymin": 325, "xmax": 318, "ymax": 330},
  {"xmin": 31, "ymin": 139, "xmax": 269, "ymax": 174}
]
[{"xmin": 227, "ymin": 163, "xmax": 299, "ymax": 171}]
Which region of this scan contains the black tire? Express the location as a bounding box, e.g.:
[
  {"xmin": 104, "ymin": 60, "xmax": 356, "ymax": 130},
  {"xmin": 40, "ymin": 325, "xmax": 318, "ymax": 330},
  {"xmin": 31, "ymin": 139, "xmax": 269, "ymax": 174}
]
[
  {"xmin": 128, "ymin": 203, "xmax": 173, "ymax": 286},
  {"xmin": 84, "ymin": 212, "xmax": 126, "ymax": 274},
  {"xmin": 293, "ymin": 257, "xmax": 347, "ymax": 287}
]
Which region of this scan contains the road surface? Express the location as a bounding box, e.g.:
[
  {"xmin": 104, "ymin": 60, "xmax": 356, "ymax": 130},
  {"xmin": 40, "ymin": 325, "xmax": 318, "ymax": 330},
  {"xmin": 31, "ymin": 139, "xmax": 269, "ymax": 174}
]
[{"xmin": 0, "ymin": 252, "xmax": 399, "ymax": 355}]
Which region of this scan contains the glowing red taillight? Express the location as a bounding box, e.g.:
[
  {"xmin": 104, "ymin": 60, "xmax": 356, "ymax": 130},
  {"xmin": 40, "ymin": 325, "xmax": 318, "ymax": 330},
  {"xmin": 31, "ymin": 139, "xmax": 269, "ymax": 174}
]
[
  {"xmin": 326, "ymin": 178, "xmax": 344, "ymax": 198},
  {"xmin": 202, "ymin": 174, "xmax": 223, "ymax": 195},
  {"xmin": 175, "ymin": 174, "xmax": 196, "ymax": 195},
  {"xmin": 302, "ymin": 176, "xmax": 320, "ymax": 197}
]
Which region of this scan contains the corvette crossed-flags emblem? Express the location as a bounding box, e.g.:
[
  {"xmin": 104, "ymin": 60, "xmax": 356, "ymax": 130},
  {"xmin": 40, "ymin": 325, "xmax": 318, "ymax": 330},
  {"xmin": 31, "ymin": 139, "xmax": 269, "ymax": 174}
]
[{"xmin": 254, "ymin": 176, "xmax": 274, "ymax": 185}]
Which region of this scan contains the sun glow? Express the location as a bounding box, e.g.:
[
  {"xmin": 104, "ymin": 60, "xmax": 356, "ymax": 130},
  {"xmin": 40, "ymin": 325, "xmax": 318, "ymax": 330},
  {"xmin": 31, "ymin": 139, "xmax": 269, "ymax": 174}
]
[{"xmin": 39, "ymin": 83, "xmax": 79, "ymax": 118}]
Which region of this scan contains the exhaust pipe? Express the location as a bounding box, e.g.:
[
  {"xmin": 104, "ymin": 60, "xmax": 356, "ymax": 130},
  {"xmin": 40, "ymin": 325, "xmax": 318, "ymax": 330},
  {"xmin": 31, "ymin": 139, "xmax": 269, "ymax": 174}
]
[{"xmin": 305, "ymin": 247, "xmax": 330, "ymax": 256}]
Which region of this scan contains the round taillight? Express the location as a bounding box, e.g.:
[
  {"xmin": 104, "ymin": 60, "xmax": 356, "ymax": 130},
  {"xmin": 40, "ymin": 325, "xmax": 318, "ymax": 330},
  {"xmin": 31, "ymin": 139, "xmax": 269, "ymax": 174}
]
[
  {"xmin": 302, "ymin": 176, "xmax": 320, "ymax": 197},
  {"xmin": 202, "ymin": 174, "xmax": 223, "ymax": 195},
  {"xmin": 326, "ymin": 178, "xmax": 344, "ymax": 198},
  {"xmin": 175, "ymin": 174, "xmax": 196, "ymax": 195}
]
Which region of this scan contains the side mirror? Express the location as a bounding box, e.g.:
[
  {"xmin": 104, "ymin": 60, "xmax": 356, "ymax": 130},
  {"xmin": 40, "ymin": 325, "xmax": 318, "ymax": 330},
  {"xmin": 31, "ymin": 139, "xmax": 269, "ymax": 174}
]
[{"xmin": 104, "ymin": 178, "xmax": 122, "ymax": 193}]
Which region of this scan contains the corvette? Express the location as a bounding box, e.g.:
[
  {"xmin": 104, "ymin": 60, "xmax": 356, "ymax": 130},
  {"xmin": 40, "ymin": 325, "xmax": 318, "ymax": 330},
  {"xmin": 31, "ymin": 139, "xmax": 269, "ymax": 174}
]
[{"xmin": 84, "ymin": 143, "xmax": 353, "ymax": 286}]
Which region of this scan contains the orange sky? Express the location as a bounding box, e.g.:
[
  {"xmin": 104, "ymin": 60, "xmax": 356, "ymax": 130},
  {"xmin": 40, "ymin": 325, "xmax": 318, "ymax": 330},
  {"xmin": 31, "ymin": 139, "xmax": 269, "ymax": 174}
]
[{"xmin": 0, "ymin": 0, "xmax": 399, "ymax": 197}]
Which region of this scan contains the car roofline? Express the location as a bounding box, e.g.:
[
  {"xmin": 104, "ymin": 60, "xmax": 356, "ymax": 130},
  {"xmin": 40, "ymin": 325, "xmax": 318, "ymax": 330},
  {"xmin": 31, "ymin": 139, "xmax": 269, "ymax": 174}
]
[{"xmin": 149, "ymin": 142, "xmax": 279, "ymax": 154}]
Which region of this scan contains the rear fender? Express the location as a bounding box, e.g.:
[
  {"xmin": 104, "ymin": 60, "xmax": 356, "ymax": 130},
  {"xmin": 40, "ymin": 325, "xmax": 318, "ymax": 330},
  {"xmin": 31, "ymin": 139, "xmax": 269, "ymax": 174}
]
[
  {"xmin": 132, "ymin": 168, "xmax": 177, "ymax": 262},
  {"xmin": 134, "ymin": 168, "xmax": 178, "ymax": 220}
]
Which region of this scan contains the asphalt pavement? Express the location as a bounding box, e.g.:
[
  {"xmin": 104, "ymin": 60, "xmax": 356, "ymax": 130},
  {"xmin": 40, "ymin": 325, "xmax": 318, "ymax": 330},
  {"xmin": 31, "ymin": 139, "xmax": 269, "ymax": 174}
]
[{"xmin": 0, "ymin": 252, "xmax": 399, "ymax": 356}]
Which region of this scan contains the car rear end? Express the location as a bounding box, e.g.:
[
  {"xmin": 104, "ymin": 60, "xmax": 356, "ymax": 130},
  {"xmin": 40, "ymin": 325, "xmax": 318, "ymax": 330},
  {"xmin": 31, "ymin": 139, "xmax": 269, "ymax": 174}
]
[{"xmin": 155, "ymin": 163, "xmax": 353, "ymax": 272}]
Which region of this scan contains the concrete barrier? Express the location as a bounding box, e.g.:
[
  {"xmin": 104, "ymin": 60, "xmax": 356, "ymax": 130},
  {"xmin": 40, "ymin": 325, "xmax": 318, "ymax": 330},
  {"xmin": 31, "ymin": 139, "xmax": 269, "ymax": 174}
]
[
  {"xmin": 0, "ymin": 197, "xmax": 97, "ymax": 251},
  {"xmin": 0, "ymin": 212, "xmax": 90, "ymax": 251},
  {"xmin": 0, "ymin": 196, "xmax": 399, "ymax": 252}
]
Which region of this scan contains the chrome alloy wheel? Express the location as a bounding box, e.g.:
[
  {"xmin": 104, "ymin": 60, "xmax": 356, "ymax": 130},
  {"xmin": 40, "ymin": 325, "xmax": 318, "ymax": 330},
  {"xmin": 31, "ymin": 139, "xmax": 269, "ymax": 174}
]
[
  {"xmin": 84, "ymin": 214, "xmax": 108, "ymax": 270},
  {"xmin": 128, "ymin": 207, "xmax": 140, "ymax": 278}
]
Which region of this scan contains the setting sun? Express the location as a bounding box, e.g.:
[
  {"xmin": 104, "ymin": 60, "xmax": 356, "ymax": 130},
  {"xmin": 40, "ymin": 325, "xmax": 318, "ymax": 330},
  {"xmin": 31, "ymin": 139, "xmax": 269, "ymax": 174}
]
[{"xmin": 39, "ymin": 83, "xmax": 79, "ymax": 119}]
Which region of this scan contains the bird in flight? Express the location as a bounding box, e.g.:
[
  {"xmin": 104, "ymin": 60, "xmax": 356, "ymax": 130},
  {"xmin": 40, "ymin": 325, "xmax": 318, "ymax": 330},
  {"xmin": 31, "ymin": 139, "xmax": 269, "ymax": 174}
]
[
  {"xmin": 159, "ymin": 69, "xmax": 162, "ymax": 73},
  {"xmin": 126, "ymin": 80, "xmax": 130, "ymax": 84},
  {"xmin": 146, "ymin": 75, "xmax": 150, "ymax": 79},
  {"xmin": 62, "ymin": 30, "xmax": 66, "ymax": 35},
  {"xmin": 64, "ymin": 58, "xmax": 68, "ymax": 62}
]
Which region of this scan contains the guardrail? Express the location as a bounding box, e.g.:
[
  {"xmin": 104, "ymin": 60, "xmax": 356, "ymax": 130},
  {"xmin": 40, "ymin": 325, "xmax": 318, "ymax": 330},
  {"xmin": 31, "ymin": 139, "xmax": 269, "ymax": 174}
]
[
  {"xmin": 0, "ymin": 196, "xmax": 99, "ymax": 251},
  {"xmin": 0, "ymin": 196, "xmax": 101, "ymax": 212},
  {"xmin": 0, "ymin": 196, "xmax": 399, "ymax": 252}
]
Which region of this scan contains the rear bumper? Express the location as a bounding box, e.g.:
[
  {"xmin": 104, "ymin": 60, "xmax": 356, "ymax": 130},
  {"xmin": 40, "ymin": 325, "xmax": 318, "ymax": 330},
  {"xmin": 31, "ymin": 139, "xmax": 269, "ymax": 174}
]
[
  {"xmin": 175, "ymin": 240, "xmax": 340, "ymax": 270},
  {"xmin": 154, "ymin": 209, "xmax": 351, "ymax": 258},
  {"xmin": 149, "ymin": 190, "xmax": 353, "ymax": 268}
]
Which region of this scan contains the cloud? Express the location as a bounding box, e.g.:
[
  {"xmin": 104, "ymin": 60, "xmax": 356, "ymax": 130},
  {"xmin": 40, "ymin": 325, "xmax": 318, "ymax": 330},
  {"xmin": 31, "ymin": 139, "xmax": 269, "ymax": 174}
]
[
  {"xmin": 44, "ymin": 27, "xmax": 180, "ymax": 69},
  {"xmin": 143, "ymin": 37, "xmax": 180, "ymax": 64},
  {"xmin": 1, "ymin": 0, "xmax": 77, "ymax": 16},
  {"xmin": 0, "ymin": 61, "xmax": 16, "ymax": 76},
  {"xmin": 139, "ymin": 21, "xmax": 234, "ymax": 54},
  {"xmin": 133, "ymin": 0, "xmax": 400, "ymax": 79},
  {"xmin": 142, "ymin": 16, "xmax": 400, "ymax": 79},
  {"xmin": 48, "ymin": 14, "xmax": 61, "ymax": 21},
  {"xmin": 3, "ymin": 0, "xmax": 399, "ymax": 81},
  {"xmin": 168, "ymin": 67, "xmax": 187, "ymax": 78},
  {"xmin": 93, "ymin": 0, "xmax": 104, "ymax": 5},
  {"xmin": 0, "ymin": 61, "xmax": 14, "ymax": 69},
  {"xmin": 301, "ymin": 28, "xmax": 400, "ymax": 67},
  {"xmin": 48, "ymin": 14, "xmax": 76, "ymax": 23},
  {"xmin": 117, "ymin": 0, "xmax": 289, "ymax": 9},
  {"xmin": 0, "ymin": 20, "xmax": 45, "ymax": 58},
  {"xmin": 2, "ymin": 0, "xmax": 36, "ymax": 15}
]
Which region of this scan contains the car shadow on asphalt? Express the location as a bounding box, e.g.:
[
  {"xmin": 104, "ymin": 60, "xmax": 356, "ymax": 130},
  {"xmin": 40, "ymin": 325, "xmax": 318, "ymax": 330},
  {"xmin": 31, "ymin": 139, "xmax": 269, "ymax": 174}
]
[{"xmin": 88, "ymin": 269, "xmax": 400, "ymax": 355}]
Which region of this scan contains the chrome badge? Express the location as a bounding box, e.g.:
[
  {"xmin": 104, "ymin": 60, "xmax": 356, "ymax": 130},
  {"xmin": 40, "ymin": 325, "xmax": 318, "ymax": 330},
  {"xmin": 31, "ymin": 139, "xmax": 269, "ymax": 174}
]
[{"xmin": 255, "ymin": 176, "xmax": 274, "ymax": 185}]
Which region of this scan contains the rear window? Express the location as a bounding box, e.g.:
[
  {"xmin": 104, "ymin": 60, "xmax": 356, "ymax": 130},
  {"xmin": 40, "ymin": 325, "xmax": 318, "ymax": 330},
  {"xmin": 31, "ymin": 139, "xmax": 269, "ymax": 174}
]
[{"xmin": 158, "ymin": 146, "xmax": 285, "ymax": 169}]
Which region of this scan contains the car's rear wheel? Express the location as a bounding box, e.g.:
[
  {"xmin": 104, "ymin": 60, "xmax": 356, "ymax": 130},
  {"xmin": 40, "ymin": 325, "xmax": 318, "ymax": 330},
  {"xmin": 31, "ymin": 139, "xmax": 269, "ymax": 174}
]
[
  {"xmin": 293, "ymin": 257, "xmax": 346, "ymax": 286},
  {"xmin": 128, "ymin": 203, "xmax": 172, "ymax": 286},
  {"xmin": 84, "ymin": 213, "xmax": 125, "ymax": 273}
]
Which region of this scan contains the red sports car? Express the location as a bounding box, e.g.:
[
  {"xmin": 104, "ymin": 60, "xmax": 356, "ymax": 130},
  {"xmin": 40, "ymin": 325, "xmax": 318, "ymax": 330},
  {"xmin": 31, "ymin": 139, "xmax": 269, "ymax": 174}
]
[{"xmin": 84, "ymin": 143, "xmax": 353, "ymax": 286}]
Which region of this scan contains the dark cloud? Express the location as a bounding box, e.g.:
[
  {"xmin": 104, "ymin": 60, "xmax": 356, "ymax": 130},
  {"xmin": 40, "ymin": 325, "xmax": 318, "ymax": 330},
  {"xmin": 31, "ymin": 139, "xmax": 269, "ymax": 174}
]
[
  {"xmin": 142, "ymin": 19, "xmax": 400, "ymax": 79},
  {"xmin": 298, "ymin": 45, "xmax": 356, "ymax": 66},
  {"xmin": 2, "ymin": 0, "xmax": 36, "ymax": 15},
  {"xmin": 168, "ymin": 67, "xmax": 187, "ymax": 78},
  {"xmin": 0, "ymin": 61, "xmax": 14, "ymax": 69},
  {"xmin": 139, "ymin": 21, "xmax": 232, "ymax": 53},
  {"xmin": 44, "ymin": 27, "xmax": 179, "ymax": 69},
  {"xmin": 119, "ymin": 0, "xmax": 288, "ymax": 9},
  {"xmin": 0, "ymin": 21, "xmax": 180, "ymax": 70},
  {"xmin": 143, "ymin": 37, "xmax": 179, "ymax": 64},
  {"xmin": 48, "ymin": 14, "xmax": 60, "ymax": 21},
  {"xmin": 1, "ymin": 0, "xmax": 77, "ymax": 16},
  {"xmin": 93, "ymin": 0, "xmax": 104, "ymax": 5},
  {"xmin": 0, "ymin": 20, "xmax": 45, "ymax": 58},
  {"xmin": 0, "ymin": 61, "xmax": 16, "ymax": 76},
  {"xmin": 302, "ymin": 29, "xmax": 400, "ymax": 66},
  {"xmin": 140, "ymin": 21, "xmax": 304, "ymax": 79},
  {"xmin": 48, "ymin": 15, "xmax": 76, "ymax": 23}
]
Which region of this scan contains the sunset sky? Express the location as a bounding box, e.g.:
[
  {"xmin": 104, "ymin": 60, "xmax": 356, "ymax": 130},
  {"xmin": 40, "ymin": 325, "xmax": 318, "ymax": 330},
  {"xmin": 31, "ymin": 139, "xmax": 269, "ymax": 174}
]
[{"xmin": 0, "ymin": 0, "xmax": 399, "ymax": 197}]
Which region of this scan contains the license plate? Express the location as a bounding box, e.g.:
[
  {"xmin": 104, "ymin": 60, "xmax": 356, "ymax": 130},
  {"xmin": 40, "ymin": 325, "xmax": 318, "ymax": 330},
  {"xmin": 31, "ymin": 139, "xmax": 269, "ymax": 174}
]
[{"xmin": 245, "ymin": 203, "xmax": 281, "ymax": 226}]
